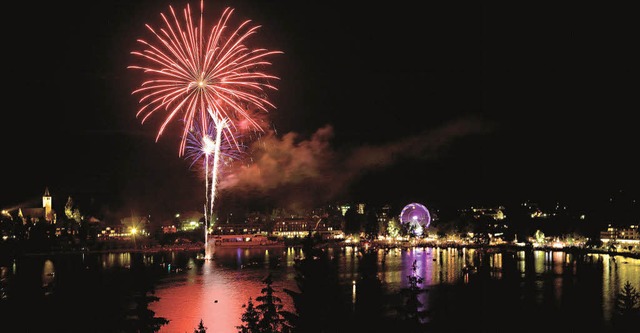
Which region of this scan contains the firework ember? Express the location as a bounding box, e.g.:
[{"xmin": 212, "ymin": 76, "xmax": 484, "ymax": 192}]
[{"xmin": 129, "ymin": 0, "xmax": 281, "ymax": 155}]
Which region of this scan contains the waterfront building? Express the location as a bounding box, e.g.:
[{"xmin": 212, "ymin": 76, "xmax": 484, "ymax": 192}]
[
  {"xmin": 600, "ymin": 224, "xmax": 640, "ymax": 251},
  {"xmin": 213, "ymin": 223, "xmax": 265, "ymax": 235},
  {"xmin": 11, "ymin": 187, "xmax": 57, "ymax": 224},
  {"xmin": 271, "ymin": 217, "xmax": 338, "ymax": 238}
]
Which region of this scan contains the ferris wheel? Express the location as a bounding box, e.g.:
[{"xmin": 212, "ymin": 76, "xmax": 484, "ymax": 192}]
[{"xmin": 399, "ymin": 203, "xmax": 431, "ymax": 236}]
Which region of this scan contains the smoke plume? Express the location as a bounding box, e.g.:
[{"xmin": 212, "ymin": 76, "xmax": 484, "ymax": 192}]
[{"xmin": 218, "ymin": 115, "xmax": 490, "ymax": 211}]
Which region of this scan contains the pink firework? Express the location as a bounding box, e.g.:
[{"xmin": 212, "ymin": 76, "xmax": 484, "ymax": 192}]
[{"xmin": 129, "ymin": 0, "xmax": 281, "ymax": 155}]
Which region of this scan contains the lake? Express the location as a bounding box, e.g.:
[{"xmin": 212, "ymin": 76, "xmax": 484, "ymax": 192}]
[{"xmin": 1, "ymin": 246, "xmax": 639, "ymax": 332}]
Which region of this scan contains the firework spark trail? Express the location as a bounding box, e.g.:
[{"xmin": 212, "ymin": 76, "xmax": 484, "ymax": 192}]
[
  {"xmin": 130, "ymin": 1, "xmax": 280, "ymax": 259},
  {"xmin": 129, "ymin": 0, "xmax": 281, "ymax": 156},
  {"xmin": 184, "ymin": 113, "xmax": 244, "ymax": 171},
  {"xmin": 205, "ymin": 114, "xmax": 227, "ymax": 259},
  {"xmin": 209, "ymin": 113, "xmax": 227, "ymax": 219},
  {"xmin": 185, "ymin": 111, "xmax": 244, "ymax": 258},
  {"xmin": 186, "ymin": 110, "xmax": 233, "ymax": 223}
]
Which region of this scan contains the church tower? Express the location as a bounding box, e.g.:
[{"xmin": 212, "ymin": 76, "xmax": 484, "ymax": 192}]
[{"xmin": 43, "ymin": 187, "xmax": 53, "ymax": 222}]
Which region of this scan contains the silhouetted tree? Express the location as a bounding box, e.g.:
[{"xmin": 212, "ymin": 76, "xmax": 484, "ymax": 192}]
[
  {"xmin": 283, "ymin": 234, "xmax": 348, "ymax": 333},
  {"xmin": 613, "ymin": 281, "xmax": 640, "ymax": 332},
  {"xmin": 256, "ymin": 274, "xmax": 290, "ymax": 333},
  {"xmin": 238, "ymin": 298, "xmax": 260, "ymax": 333},
  {"xmin": 124, "ymin": 262, "xmax": 169, "ymax": 332},
  {"xmin": 194, "ymin": 319, "xmax": 207, "ymax": 333},
  {"xmin": 238, "ymin": 275, "xmax": 291, "ymax": 333},
  {"xmin": 125, "ymin": 290, "xmax": 169, "ymax": 332},
  {"xmin": 397, "ymin": 260, "xmax": 428, "ymax": 332},
  {"xmin": 343, "ymin": 208, "xmax": 362, "ymax": 236}
]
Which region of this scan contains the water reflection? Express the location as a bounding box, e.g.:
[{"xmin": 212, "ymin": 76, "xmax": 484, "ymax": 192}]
[
  {"xmin": 102, "ymin": 252, "xmax": 131, "ymax": 269},
  {"xmin": 152, "ymin": 249, "xmax": 298, "ymax": 333},
  {"xmin": 534, "ymin": 250, "xmax": 545, "ymax": 275},
  {"xmin": 41, "ymin": 259, "xmax": 55, "ymax": 296},
  {"xmin": 1, "ymin": 266, "xmax": 8, "ymax": 300},
  {"xmin": 0, "ymin": 248, "xmax": 638, "ymax": 332},
  {"xmin": 589, "ymin": 253, "xmax": 640, "ymax": 323},
  {"xmin": 517, "ymin": 250, "xmax": 526, "ymax": 276}
]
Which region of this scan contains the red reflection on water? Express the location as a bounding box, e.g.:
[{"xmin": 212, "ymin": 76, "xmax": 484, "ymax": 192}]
[{"xmin": 151, "ymin": 258, "xmax": 295, "ymax": 333}]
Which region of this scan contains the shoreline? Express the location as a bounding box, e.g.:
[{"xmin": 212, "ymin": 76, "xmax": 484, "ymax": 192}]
[
  {"xmin": 328, "ymin": 241, "xmax": 640, "ymax": 260},
  {"xmin": 2, "ymin": 240, "xmax": 638, "ymax": 261}
]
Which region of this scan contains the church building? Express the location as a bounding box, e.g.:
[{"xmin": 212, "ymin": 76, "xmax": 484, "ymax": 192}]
[{"xmin": 17, "ymin": 187, "xmax": 56, "ymax": 224}]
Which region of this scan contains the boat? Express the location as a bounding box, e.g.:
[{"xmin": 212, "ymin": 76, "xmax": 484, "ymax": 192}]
[{"xmin": 212, "ymin": 234, "xmax": 284, "ymax": 248}]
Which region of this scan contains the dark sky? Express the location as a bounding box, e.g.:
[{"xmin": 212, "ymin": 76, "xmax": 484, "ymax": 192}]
[{"xmin": 1, "ymin": 1, "xmax": 637, "ymax": 221}]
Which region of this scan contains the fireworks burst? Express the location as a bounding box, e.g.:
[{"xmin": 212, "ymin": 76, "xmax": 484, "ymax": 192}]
[
  {"xmin": 129, "ymin": 0, "xmax": 281, "ymax": 156},
  {"xmin": 129, "ymin": 1, "xmax": 281, "ymax": 259}
]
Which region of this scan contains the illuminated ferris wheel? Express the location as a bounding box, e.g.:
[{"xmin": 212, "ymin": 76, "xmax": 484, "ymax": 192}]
[{"xmin": 399, "ymin": 203, "xmax": 431, "ymax": 236}]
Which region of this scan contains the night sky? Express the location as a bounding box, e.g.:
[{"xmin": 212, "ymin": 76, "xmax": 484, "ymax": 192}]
[{"xmin": 1, "ymin": 1, "xmax": 637, "ymax": 221}]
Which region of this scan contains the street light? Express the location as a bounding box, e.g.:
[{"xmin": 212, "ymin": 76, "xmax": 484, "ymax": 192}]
[{"xmin": 131, "ymin": 227, "xmax": 138, "ymax": 249}]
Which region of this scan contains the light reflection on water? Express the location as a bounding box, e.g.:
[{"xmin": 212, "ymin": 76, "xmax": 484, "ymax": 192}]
[
  {"xmin": 0, "ymin": 248, "xmax": 638, "ymax": 332},
  {"xmin": 103, "ymin": 252, "xmax": 131, "ymax": 269},
  {"xmin": 149, "ymin": 247, "xmax": 640, "ymax": 332},
  {"xmin": 151, "ymin": 247, "xmax": 299, "ymax": 333},
  {"xmin": 594, "ymin": 253, "xmax": 640, "ymax": 323}
]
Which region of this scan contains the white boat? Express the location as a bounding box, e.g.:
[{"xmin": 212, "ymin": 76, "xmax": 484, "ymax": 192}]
[{"xmin": 212, "ymin": 234, "xmax": 284, "ymax": 247}]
